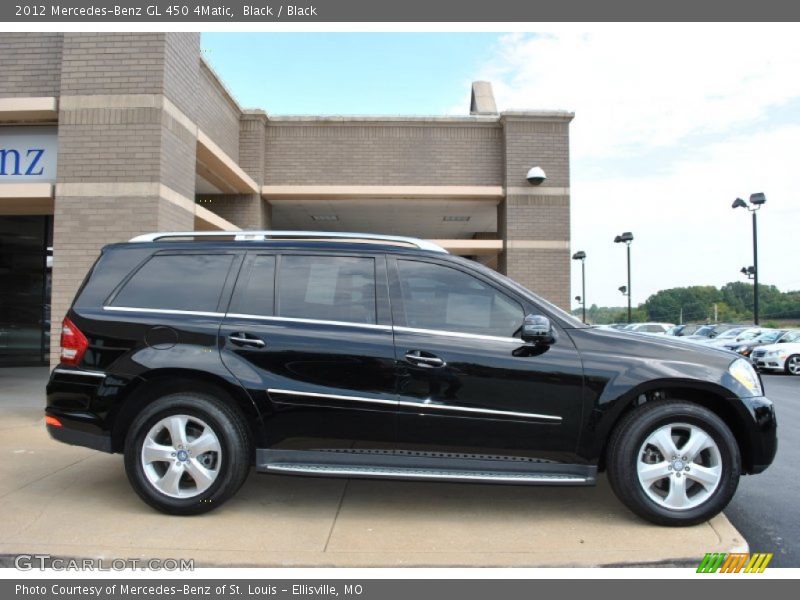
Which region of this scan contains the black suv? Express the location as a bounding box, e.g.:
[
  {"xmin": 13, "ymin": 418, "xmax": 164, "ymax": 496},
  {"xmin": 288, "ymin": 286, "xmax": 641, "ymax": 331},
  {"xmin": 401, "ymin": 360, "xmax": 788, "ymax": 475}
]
[{"xmin": 46, "ymin": 231, "xmax": 777, "ymax": 525}]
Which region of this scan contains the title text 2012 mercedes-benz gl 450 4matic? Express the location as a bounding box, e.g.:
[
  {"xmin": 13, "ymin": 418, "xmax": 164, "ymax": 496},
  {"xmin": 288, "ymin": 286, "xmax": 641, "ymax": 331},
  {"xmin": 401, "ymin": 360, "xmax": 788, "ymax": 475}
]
[{"xmin": 46, "ymin": 231, "xmax": 777, "ymax": 525}]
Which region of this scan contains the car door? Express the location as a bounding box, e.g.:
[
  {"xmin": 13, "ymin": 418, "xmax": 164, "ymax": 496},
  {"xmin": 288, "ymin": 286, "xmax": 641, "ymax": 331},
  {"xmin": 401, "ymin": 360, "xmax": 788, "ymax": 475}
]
[
  {"xmin": 219, "ymin": 251, "xmax": 397, "ymax": 450},
  {"xmin": 389, "ymin": 256, "xmax": 585, "ymax": 461}
]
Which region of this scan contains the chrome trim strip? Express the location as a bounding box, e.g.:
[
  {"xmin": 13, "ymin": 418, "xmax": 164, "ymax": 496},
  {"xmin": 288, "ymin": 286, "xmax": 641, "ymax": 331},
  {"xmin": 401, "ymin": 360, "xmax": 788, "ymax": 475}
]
[
  {"xmin": 397, "ymin": 400, "xmax": 562, "ymax": 422},
  {"xmin": 268, "ymin": 388, "xmax": 397, "ymax": 407},
  {"xmin": 52, "ymin": 367, "xmax": 107, "ymax": 379},
  {"xmin": 102, "ymin": 306, "xmax": 224, "ymax": 318},
  {"xmin": 265, "ymin": 463, "xmax": 586, "ymax": 483},
  {"xmin": 128, "ymin": 230, "xmax": 448, "ymax": 253},
  {"xmin": 267, "ymin": 388, "xmax": 561, "ymax": 422},
  {"xmin": 226, "ymin": 313, "xmax": 391, "ymax": 331},
  {"xmin": 394, "ymin": 326, "xmax": 522, "ymax": 344}
]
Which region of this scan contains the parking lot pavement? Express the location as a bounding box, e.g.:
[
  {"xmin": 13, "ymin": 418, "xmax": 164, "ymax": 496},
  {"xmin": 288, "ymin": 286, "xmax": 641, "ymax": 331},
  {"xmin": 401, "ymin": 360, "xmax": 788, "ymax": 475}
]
[
  {"xmin": 726, "ymin": 374, "xmax": 799, "ymax": 567},
  {"xmin": 0, "ymin": 367, "xmax": 745, "ymax": 568}
]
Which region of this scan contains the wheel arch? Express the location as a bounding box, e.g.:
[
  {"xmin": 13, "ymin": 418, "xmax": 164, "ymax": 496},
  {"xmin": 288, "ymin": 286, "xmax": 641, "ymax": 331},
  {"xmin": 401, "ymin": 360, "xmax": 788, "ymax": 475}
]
[
  {"xmin": 595, "ymin": 380, "xmax": 755, "ymax": 474},
  {"xmin": 109, "ymin": 368, "xmax": 266, "ymax": 455}
]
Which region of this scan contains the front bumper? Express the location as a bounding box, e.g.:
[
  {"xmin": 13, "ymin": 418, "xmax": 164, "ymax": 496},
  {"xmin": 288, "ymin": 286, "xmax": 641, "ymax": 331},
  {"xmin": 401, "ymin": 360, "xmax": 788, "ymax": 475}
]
[{"xmin": 741, "ymin": 395, "xmax": 777, "ymax": 474}]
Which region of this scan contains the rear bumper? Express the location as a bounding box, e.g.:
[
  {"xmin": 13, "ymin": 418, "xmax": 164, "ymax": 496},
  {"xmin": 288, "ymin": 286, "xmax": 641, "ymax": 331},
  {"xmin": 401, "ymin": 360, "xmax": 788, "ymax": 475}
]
[
  {"xmin": 46, "ymin": 366, "xmax": 115, "ymax": 453},
  {"xmin": 46, "ymin": 415, "xmax": 112, "ymax": 453}
]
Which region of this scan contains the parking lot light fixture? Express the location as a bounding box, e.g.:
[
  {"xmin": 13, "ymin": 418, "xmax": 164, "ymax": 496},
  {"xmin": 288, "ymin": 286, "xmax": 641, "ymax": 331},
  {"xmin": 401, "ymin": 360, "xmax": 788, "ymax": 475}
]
[
  {"xmin": 732, "ymin": 194, "xmax": 766, "ymax": 324},
  {"xmin": 572, "ymin": 250, "xmax": 587, "ymax": 323},
  {"xmin": 614, "ymin": 233, "xmax": 634, "ymax": 323}
]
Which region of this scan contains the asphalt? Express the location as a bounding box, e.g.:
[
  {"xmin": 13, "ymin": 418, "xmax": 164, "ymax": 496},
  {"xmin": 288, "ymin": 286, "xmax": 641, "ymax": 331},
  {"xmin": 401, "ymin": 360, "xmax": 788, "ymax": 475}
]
[
  {"xmin": 726, "ymin": 374, "xmax": 800, "ymax": 567},
  {"xmin": 0, "ymin": 366, "xmax": 748, "ymax": 568}
]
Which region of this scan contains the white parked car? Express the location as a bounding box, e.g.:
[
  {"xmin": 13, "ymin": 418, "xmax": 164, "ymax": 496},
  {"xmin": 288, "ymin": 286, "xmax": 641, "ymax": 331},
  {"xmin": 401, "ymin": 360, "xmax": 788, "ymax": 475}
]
[
  {"xmin": 701, "ymin": 327, "xmax": 764, "ymax": 347},
  {"xmin": 621, "ymin": 322, "xmax": 675, "ymax": 335},
  {"xmin": 751, "ymin": 331, "xmax": 800, "ymax": 375}
]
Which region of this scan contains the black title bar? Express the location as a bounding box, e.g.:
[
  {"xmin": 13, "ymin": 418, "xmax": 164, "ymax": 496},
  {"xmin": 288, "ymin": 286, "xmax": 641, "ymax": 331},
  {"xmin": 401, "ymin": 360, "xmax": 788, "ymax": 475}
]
[{"xmin": 4, "ymin": 0, "xmax": 800, "ymax": 22}]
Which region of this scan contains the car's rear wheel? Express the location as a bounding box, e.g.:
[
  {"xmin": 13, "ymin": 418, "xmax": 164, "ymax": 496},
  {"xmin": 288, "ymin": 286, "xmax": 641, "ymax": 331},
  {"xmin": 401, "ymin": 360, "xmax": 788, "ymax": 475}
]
[
  {"xmin": 124, "ymin": 391, "xmax": 251, "ymax": 515},
  {"xmin": 607, "ymin": 401, "xmax": 740, "ymax": 526},
  {"xmin": 785, "ymin": 355, "xmax": 800, "ymax": 376}
]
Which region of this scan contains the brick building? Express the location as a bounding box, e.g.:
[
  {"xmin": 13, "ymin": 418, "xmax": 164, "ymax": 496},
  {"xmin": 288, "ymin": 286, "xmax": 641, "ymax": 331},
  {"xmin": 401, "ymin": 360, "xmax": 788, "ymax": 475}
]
[{"xmin": 0, "ymin": 33, "xmax": 573, "ymax": 366}]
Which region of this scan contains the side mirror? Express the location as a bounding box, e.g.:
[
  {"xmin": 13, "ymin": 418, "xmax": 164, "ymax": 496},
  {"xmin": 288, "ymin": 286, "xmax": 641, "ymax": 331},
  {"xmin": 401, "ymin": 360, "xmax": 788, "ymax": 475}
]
[{"xmin": 521, "ymin": 314, "xmax": 555, "ymax": 345}]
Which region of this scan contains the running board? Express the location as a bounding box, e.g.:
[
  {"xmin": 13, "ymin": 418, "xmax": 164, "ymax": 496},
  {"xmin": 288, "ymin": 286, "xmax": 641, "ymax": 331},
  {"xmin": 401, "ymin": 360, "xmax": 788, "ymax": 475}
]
[{"xmin": 256, "ymin": 449, "xmax": 596, "ymax": 486}]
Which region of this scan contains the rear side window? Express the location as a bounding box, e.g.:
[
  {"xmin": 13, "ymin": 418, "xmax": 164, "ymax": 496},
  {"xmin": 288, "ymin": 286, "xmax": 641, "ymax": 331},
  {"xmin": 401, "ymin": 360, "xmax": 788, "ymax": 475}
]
[
  {"xmin": 110, "ymin": 254, "xmax": 234, "ymax": 312},
  {"xmin": 277, "ymin": 255, "xmax": 376, "ymax": 325}
]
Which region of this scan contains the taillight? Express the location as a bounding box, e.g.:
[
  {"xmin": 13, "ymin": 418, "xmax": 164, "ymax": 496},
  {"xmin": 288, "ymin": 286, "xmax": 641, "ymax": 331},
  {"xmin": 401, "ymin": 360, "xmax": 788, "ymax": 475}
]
[
  {"xmin": 45, "ymin": 415, "xmax": 63, "ymax": 428},
  {"xmin": 60, "ymin": 316, "xmax": 89, "ymax": 366}
]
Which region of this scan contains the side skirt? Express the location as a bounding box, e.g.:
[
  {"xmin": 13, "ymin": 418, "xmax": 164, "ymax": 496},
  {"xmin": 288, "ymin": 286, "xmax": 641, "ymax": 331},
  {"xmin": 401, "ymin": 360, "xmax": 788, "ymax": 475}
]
[{"xmin": 256, "ymin": 449, "xmax": 597, "ymax": 486}]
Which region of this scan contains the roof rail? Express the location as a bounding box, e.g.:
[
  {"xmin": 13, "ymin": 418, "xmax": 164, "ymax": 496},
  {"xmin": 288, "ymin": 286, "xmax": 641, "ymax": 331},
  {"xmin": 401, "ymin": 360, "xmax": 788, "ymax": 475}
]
[{"xmin": 128, "ymin": 230, "xmax": 448, "ymax": 254}]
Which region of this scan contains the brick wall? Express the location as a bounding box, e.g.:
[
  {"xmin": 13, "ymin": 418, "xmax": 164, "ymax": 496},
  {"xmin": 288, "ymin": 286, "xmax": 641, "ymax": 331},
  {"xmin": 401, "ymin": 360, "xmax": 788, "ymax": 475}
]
[
  {"xmin": 264, "ymin": 122, "xmax": 503, "ymax": 186},
  {"xmin": 60, "ymin": 33, "xmax": 166, "ymax": 96},
  {"xmin": 56, "ymin": 107, "xmax": 163, "ymax": 183},
  {"xmin": 239, "ymin": 113, "xmax": 266, "ymax": 183},
  {"xmin": 0, "ymin": 33, "xmax": 63, "ymax": 97},
  {"xmin": 500, "ymin": 115, "xmax": 572, "ymax": 309},
  {"xmin": 503, "ymin": 119, "xmax": 570, "ymax": 188},
  {"xmin": 196, "ymin": 61, "xmax": 240, "ymax": 161},
  {"xmin": 163, "ymin": 33, "xmax": 200, "ymax": 121}
]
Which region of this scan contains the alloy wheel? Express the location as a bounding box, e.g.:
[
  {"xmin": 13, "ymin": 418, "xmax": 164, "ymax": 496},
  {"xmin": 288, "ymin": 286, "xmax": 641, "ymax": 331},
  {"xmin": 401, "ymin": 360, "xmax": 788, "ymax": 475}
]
[
  {"xmin": 787, "ymin": 356, "xmax": 800, "ymax": 375},
  {"xmin": 141, "ymin": 414, "xmax": 222, "ymax": 498},
  {"xmin": 636, "ymin": 422, "xmax": 722, "ymax": 511}
]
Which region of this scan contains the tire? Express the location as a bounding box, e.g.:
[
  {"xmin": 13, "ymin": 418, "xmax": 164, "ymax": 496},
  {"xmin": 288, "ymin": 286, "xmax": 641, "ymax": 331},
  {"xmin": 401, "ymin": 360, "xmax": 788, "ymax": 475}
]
[
  {"xmin": 124, "ymin": 391, "xmax": 251, "ymax": 515},
  {"xmin": 606, "ymin": 400, "xmax": 740, "ymax": 526},
  {"xmin": 784, "ymin": 355, "xmax": 800, "ymax": 376}
]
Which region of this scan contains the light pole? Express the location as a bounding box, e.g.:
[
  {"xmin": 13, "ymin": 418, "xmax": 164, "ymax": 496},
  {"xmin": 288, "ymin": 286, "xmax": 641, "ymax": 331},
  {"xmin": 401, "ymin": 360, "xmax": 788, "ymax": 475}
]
[
  {"xmin": 614, "ymin": 232, "xmax": 634, "ymax": 323},
  {"xmin": 572, "ymin": 250, "xmax": 586, "ymax": 323},
  {"xmin": 732, "ymin": 193, "xmax": 766, "ymax": 325}
]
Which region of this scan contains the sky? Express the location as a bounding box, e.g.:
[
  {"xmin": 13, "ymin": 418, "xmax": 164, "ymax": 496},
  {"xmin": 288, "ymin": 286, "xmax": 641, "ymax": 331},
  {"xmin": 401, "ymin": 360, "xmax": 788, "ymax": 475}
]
[{"xmin": 202, "ymin": 27, "xmax": 800, "ymax": 311}]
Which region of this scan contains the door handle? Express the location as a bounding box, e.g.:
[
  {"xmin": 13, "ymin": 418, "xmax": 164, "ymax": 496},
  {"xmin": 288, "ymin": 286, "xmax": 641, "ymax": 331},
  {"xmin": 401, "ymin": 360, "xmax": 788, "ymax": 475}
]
[
  {"xmin": 404, "ymin": 350, "xmax": 445, "ymax": 368},
  {"xmin": 229, "ymin": 333, "xmax": 266, "ymax": 348}
]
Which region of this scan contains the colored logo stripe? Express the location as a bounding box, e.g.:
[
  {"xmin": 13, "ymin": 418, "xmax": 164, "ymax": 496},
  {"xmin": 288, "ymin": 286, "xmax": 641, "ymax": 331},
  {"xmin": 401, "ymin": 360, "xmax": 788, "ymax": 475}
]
[{"xmin": 697, "ymin": 552, "xmax": 773, "ymax": 573}]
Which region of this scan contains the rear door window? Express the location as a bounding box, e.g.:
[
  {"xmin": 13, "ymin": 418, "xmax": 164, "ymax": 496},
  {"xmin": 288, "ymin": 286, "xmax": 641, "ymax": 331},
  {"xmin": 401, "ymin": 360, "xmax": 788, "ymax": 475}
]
[
  {"xmin": 276, "ymin": 255, "xmax": 377, "ymax": 325},
  {"xmin": 110, "ymin": 253, "xmax": 235, "ymax": 312},
  {"xmin": 228, "ymin": 254, "xmax": 276, "ymax": 316}
]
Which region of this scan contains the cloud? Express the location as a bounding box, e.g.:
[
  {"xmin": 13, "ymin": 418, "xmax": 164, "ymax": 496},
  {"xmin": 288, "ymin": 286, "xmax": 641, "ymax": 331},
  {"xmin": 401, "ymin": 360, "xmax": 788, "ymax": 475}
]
[
  {"xmin": 483, "ymin": 26, "xmax": 800, "ymax": 161},
  {"xmin": 474, "ymin": 25, "xmax": 800, "ymax": 308}
]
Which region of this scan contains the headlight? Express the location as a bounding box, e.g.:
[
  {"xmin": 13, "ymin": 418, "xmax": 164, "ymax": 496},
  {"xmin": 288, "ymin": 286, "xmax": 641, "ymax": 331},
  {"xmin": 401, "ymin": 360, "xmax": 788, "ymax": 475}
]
[{"xmin": 729, "ymin": 358, "xmax": 763, "ymax": 396}]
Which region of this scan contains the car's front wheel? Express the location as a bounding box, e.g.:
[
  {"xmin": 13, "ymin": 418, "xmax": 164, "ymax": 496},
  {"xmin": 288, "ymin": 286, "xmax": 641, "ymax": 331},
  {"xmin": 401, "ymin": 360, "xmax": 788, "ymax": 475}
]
[
  {"xmin": 607, "ymin": 400, "xmax": 740, "ymax": 526},
  {"xmin": 124, "ymin": 391, "xmax": 251, "ymax": 515}
]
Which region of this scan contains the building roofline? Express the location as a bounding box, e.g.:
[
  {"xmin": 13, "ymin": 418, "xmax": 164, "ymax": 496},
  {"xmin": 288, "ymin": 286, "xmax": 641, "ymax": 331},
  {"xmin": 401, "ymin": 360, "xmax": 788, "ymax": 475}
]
[
  {"xmin": 264, "ymin": 111, "xmax": 574, "ymax": 125},
  {"xmin": 265, "ymin": 114, "xmax": 502, "ymax": 125}
]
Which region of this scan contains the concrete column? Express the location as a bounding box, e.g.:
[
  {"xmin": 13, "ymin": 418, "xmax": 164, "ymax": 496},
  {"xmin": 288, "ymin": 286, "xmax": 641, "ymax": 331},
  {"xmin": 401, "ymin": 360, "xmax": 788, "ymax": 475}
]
[
  {"xmin": 499, "ymin": 113, "xmax": 573, "ymax": 310},
  {"xmin": 50, "ymin": 33, "xmax": 200, "ymax": 365}
]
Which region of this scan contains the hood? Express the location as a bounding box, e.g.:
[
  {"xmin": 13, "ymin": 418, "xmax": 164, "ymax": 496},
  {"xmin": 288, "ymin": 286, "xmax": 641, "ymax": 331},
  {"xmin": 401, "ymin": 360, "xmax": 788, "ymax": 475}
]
[
  {"xmin": 756, "ymin": 341, "xmax": 800, "ymax": 353},
  {"xmin": 582, "ymin": 326, "xmax": 737, "ymax": 362}
]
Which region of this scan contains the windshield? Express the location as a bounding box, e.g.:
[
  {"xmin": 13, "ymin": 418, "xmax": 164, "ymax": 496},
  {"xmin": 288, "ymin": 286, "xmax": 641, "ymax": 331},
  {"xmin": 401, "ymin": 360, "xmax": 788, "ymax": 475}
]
[
  {"xmin": 694, "ymin": 325, "xmax": 714, "ymax": 336},
  {"xmin": 737, "ymin": 329, "xmax": 762, "ymax": 341},
  {"xmin": 717, "ymin": 327, "xmax": 745, "ymax": 339},
  {"xmin": 754, "ymin": 330, "xmax": 783, "ymax": 343},
  {"xmin": 781, "ymin": 330, "xmax": 800, "ymax": 343}
]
